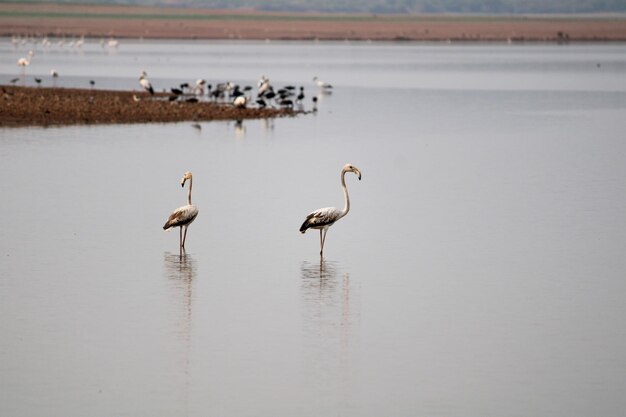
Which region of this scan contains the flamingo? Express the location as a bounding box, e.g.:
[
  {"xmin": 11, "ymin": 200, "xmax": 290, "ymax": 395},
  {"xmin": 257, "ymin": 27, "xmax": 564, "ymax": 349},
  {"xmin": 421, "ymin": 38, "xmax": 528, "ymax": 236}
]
[
  {"xmin": 18, "ymin": 50, "xmax": 33, "ymax": 64},
  {"xmin": 139, "ymin": 71, "xmax": 154, "ymax": 95},
  {"xmin": 17, "ymin": 57, "xmax": 30, "ymax": 67},
  {"xmin": 300, "ymin": 164, "xmax": 362, "ymax": 257},
  {"xmin": 17, "ymin": 51, "xmax": 33, "ymax": 77},
  {"xmin": 16, "ymin": 51, "xmax": 33, "ymax": 85},
  {"xmin": 163, "ymin": 172, "xmax": 199, "ymax": 252}
]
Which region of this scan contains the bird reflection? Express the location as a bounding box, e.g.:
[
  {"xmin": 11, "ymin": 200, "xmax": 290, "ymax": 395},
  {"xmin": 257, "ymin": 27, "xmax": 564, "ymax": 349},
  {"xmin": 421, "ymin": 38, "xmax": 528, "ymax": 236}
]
[
  {"xmin": 163, "ymin": 252, "xmax": 196, "ymax": 341},
  {"xmin": 233, "ymin": 119, "xmax": 246, "ymax": 138},
  {"xmin": 163, "ymin": 251, "xmax": 196, "ymax": 417},
  {"xmin": 300, "ymin": 259, "xmax": 356, "ymax": 342},
  {"xmin": 300, "ymin": 259, "xmax": 357, "ymax": 405},
  {"xmin": 301, "ymin": 259, "xmax": 339, "ymax": 306},
  {"xmin": 260, "ymin": 118, "xmax": 275, "ymax": 134}
]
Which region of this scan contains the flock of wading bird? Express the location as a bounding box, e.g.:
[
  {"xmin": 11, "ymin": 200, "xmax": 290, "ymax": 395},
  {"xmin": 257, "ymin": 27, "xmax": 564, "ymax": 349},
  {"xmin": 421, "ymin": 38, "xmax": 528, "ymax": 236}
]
[
  {"xmin": 11, "ymin": 45, "xmax": 332, "ymax": 113},
  {"xmin": 138, "ymin": 71, "xmax": 333, "ymax": 112},
  {"xmin": 164, "ymin": 164, "xmax": 362, "ymax": 257}
]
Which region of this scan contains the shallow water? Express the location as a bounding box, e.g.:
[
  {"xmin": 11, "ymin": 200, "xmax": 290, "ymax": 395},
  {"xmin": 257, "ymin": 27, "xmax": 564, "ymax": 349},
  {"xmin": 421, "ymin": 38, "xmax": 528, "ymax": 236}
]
[{"xmin": 1, "ymin": 40, "xmax": 626, "ymax": 417}]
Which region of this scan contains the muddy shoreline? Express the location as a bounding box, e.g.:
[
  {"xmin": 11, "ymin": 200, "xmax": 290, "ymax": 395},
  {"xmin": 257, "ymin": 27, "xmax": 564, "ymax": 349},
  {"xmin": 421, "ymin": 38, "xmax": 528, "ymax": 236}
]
[
  {"xmin": 1, "ymin": 3, "xmax": 626, "ymax": 42},
  {"xmin": 0, "ymin": 86, "xmax": 297, "ymax": 127}
]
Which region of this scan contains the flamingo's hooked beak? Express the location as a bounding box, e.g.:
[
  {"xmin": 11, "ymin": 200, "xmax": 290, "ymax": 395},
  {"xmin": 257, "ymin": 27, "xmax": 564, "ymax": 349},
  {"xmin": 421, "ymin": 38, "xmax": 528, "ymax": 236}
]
[
  {"xmin": 356, "ymin": 169, "xmax": 362, "ymax": 180},
  {"xmin": 181, "ymin": 178, "xmax": 187, "ymax": 187}
]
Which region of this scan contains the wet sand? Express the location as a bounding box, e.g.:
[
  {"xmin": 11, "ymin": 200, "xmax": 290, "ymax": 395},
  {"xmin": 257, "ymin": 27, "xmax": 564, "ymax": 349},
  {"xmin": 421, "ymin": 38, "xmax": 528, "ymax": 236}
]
[
  {"xmin": 1, "ymin": 3, "xmax": 625, "ymax": 41},
  {"xmin": 0, "ymin": 86, "xmax": 296, "ymax": 127}
]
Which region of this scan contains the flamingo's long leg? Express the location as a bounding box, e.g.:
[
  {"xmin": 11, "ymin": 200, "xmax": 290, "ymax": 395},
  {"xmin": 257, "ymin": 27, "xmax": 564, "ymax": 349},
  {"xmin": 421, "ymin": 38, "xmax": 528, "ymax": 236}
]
[
  {"xmin": 319, "ymin": 229, "xmax": 324, "ymax": 256},
  {"xmin": 179, "ymin": 227, "xmax": 183, "ymax": 256},
  {"xmin": 182, "ymin": 226, "xmax": 188, "ymax": 249},
  {"xmin": 320, "ymin": 228, "xmax": 328, "ymax": 257}
]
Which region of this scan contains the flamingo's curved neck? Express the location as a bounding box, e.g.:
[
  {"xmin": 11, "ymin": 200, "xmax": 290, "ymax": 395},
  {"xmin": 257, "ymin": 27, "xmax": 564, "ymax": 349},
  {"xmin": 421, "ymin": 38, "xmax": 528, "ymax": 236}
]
[
  {"xmin": 187, "ymin": 177, "xmax": 193, "ymax": 206},
  {"xmin": 340, "ymin": 169, "xmax": 350, "ymax": 219}
]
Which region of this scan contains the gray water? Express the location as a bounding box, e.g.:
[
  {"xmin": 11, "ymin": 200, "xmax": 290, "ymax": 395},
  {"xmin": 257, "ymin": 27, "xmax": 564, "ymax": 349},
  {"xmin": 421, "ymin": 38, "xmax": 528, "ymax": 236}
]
[{"xmin": 1, "ymin": 40, "xmax": 626, "ymax": 417}]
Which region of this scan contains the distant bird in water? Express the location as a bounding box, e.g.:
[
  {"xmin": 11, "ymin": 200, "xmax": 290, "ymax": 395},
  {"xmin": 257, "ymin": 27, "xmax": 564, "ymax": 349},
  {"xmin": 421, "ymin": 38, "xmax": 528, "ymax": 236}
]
[
  {"xmin": 300, "ymin": 164, "xmax": 362, "ymax": 257},
  {"xmin": 17, "ymin": 50, "xmax": 33, "ymax": 70},
  {"xmin": 17, "ymin": 57, "xmax": 30, "ymax": 68},
  {"xmin": 313, "ymin": 76, "xmax": 333, "ymax": 90},
  {"xmin": 163, "ymin": 171, "xmax": 199, "ymax": 253},
  {"xmin": 34, "ymin": 77, "xmax": 42, "ymax": 86},
  {"xmin": 17, "ymin": 51, "xmax": 33, "ymax": 82},
  {"xmin": 89, "ymin": 80, "xmax": 95, "ymax": 89},
  {"xmin": 312, "ymin": 96, "xmax": 318, "ymax": 112},
  {"xmin": 139, "ymin": 71, "xmax": 154, "ymax": 95},
  {"xmin": 296, "ymin": 86, "xmax": 305, "ymax": 103},
  {"xmin": 51, "ymin": 69, "xmax": 58, "ymax": 87}
]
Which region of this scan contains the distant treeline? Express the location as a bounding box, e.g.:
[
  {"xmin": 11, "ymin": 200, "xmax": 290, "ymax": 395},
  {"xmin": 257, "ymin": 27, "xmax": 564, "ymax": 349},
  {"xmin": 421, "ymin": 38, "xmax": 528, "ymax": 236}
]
[{"xmin": 16, "ymin": 0, "xmax": 626, "ymax": 14}]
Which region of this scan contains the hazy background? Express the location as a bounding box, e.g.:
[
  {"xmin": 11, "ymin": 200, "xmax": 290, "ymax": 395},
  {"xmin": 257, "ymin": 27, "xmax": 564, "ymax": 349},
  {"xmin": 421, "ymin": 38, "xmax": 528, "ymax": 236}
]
[{"xmin": 15, "ymin": 0, "xmax": 626, "ymax": 15}]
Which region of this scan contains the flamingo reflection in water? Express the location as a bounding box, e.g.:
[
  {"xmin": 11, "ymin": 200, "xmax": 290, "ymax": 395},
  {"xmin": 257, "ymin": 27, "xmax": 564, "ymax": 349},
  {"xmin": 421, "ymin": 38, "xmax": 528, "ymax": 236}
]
[
  {"xmin": 300, "ymin": 259, "xmax": 357, "ymax": 374},
  {"xmin": 163, "ymin": 251, "xmax": 195, "ymax": 405}
]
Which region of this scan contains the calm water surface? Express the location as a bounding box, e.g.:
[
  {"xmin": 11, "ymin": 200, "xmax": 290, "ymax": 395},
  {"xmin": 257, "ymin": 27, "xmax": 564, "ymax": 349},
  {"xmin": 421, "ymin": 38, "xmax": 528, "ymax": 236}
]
[{"xmin": 1, "ymin": 40, "xmax": 626, "ymax": 417}]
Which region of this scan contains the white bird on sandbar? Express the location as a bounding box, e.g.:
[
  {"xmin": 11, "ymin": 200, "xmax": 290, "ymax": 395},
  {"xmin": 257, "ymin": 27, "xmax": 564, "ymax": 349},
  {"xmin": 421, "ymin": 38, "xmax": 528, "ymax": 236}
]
[
  {"xmin": 258, "ymin": 75, "xmax": 270, "ymax": 96},
  {"xmin": 300, "ymin": 163, "xmax": 362, "ymax": 257},
  {"xmin": 233, "ymin": 95, "xmax": 247, "ymax": 108},
  {"xmin": 139, "ymin": 71, "xmax": 154, "ymax": 95},
  {"xmin": 163, "ymin": 171, "xmax": 199, "ymax": 252},
  {"xmin": 195, "ymin": 78, "xmax": 206, "ymax": 96}
]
